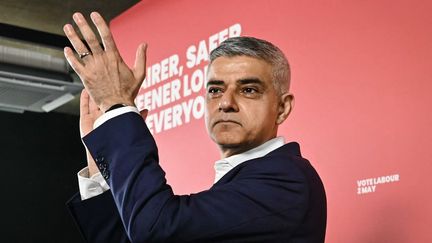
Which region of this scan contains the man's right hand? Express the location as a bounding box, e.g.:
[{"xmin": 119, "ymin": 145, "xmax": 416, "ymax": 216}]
[
  {"xmin": 80, "ymin": 89, "xmax": 102, "ymax": 138},
  {"xmin": 79, "ymin": 88, "xmax": 149, "ymax": 177},
  {"xmin": 80, "ymin": 89, "xmax": 103, "ymax": 177}
]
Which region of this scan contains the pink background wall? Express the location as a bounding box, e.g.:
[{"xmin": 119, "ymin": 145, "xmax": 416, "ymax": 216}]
[{"xmin": 111, "ymin": 0, "xmax": 432, "ymax": 242}]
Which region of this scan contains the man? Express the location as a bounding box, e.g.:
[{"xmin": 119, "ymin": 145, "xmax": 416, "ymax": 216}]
[{"xmin": 65, "ymin": 12, "xmax": 326, "ymax": 242}]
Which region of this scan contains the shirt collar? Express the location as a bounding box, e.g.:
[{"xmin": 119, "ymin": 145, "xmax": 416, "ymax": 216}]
[{"xmin": 213, "ymin": 137, "xmax": 285, "ymax": 183}]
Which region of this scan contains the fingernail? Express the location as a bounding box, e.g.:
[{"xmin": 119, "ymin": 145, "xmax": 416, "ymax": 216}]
[
  {"xmin": 90, "ymin": 12, "xmax": 97, "ymax": 22},
  {"xmin": 63, "ymin": 24, "xmax": 72, "ymax": 33},
  {"xmin": 90, "ymin": 12, "xmax": 97, "ymax": 18},
  {"xmin": 73, "ymin": 12, "xmax": 83, "ymax": 22}
]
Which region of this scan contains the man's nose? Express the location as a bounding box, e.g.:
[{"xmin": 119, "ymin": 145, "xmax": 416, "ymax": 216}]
[{"xmin": 218, "ymin": 90, "xmax": 239, "ymax": 112}]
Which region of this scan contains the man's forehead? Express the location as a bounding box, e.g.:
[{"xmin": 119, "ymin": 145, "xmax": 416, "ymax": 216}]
[
  {"xmin": 209, "ymin": 55, "xmax": 269, "ymax": 68},
  {"xmin": 206, "ymin": 56, "xmax": 272, "ymax": 84}
]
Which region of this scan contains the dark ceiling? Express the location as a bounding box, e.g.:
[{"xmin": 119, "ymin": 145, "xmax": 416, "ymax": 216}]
[
  {"xmin": 0, "ymin": 0, "xmax": 140, "ymax": 115},
  {"xmin": 0, "ymin": 0, "xmax": 139, "ymax": 35}
]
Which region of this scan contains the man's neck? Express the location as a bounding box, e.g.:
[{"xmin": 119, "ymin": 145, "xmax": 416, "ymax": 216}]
[{"xmin": 219, "ymin": 137, "xmax": 277, "ymax": 159}]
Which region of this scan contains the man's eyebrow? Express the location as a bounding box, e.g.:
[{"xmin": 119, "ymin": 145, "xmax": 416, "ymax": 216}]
[
  {"xmin": 237, "ymin": 78, "xmax": 265, "ymax": 86},
  {"xmin": 206, "ymin": 78, "xmax": 266, "ymax": 87},
  {"xmin": 206, "ymin": 80, "xmax": 225, "ymax": 87}
]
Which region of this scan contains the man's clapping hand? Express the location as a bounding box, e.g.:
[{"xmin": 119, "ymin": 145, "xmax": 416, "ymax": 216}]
[
  {"xmin": 64, "ymin": 12, "xmax": 149, "ymax": 176},
  {"xmin": 63, "ymin": 12, "xmax": 147, "ymax": 112}
]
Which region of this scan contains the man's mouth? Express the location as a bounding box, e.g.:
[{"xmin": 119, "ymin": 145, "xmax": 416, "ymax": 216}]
[{"xmin": 213, "ymin": 119, "xmax": 242, "ymax": 127}]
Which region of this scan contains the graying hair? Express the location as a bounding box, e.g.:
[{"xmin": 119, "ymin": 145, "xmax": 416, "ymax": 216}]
[{"xmin": 209, "ymin": 36, "xmax": 290, "ymax": 95}]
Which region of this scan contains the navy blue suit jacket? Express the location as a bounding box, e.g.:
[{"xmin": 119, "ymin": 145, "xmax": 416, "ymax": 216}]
[{"xmin": 67, "ymin": 112, "xmax": 326, "ymax": 242}]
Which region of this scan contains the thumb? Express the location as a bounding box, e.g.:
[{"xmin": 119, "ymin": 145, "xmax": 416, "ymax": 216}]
[
  {"xmin": 133, "ymin": 43, "xmax": 148, "ymax": 81},
  {"xmin": 139, "ymin": 109, "xmax": 149, "ymax": 121}
]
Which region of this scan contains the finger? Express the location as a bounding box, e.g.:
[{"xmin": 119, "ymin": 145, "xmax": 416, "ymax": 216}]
[
  {"xmin": 80, "ymin": 89, "xmax": 90, "ymax": 116},
  {"xmin": 90, "ymin": 12, "xmax": 119, "ymax": 53},
  {"xmin": 64, "ymin": 47, "xmax": 86, "ymax": 76},
  {"xmin": 63, "ymin": 24, "xmax": 90, "ymax": 56},
  {"xmin": 72, "ymin": 12, "xmax": 103, "ymax": 54},
  {"xmin": 133, "ymin": 43, "xmax": 148, "ymax": 81},
  {"xmin": 139, "ymin": 109, "xmax": 149, "ymax": 121}
]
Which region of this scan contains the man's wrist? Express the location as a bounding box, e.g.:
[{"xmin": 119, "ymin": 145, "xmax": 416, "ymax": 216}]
[
  {"xmin": 100, "ymin": 100, "xmax": 135, "ymax": 112},
  {"xmin": 93, "ymin": 106, "xmax": 140, "ymax": 129},
  {"xmin": 105, "ymin": 104, "xmax": 127, "ymax": 113}
]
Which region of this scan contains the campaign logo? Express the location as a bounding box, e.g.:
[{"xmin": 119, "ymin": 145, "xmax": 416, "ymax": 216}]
[{"xmin": 357, "ymin": 174, "xmax": 400, "ymax": 195}]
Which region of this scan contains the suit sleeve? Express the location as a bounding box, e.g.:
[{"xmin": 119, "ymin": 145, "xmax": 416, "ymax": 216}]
[
  {"xmin": 67, "ymin": 191, "xmax": 131, "ymax": 242},
  {"xmin": 82, "ymin": 112, "xmax": 310, "ymax": 242}
]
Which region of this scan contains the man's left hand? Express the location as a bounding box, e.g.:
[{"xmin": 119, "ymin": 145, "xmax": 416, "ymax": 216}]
[{"xmin": 63, "ymin": 12, "xmax": 147, "ymax": 112}]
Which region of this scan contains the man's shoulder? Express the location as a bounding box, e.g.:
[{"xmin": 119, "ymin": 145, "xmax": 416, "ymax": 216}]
[
  {"xmin": 247, "ymin": 142, "xmax": 309, "ymax": 172},
  {"xmin": 215, "ymin": 142, "xmax": 313, "ymax": 184}
]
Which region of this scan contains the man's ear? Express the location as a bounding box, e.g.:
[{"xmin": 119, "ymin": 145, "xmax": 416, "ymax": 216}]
[{"xmin": 276, "ymin": 93, "xmax": 295, "ymax": 125}]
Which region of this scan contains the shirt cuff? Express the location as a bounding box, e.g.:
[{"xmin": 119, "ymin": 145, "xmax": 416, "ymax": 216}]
[
  {"xmin": 77, "ymin": 167, "xmax": 111, "ymax": 200},
  {"xmin": 93, "ymin": 106, "xmax": 140, "ymax": 129}
]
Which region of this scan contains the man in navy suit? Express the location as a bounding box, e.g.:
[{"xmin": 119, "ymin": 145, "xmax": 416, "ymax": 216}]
[{"xmin": 64, "ymin": 12, "xmax": 326, "ymax": 242}]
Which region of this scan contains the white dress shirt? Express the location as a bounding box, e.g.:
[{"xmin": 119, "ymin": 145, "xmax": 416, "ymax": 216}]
[
  {"xmin": 213, "ymin": 137, "xmax": 285, "ymax": 183},
  {"xmin": 77, "ymin": 107, "xmax": 285, "ymax": 200}
]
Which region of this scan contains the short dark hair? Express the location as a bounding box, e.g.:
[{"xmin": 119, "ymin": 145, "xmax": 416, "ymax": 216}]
[{"xmin": 209, "ymin": 36, "xmax": 290, "ymax": 94}]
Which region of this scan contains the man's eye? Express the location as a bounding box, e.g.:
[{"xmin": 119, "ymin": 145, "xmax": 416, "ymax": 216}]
[
  {"xmin": 242, "ymin": 87, "xmax": 258, "ymax": 94},
  {"xmin": 208, "ymin": 87, "xmax": 222, "ymax": 94}
]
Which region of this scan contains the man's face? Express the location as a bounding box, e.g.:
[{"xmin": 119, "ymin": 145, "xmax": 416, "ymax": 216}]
[{"xmin": 205, "ymin": 56, "xmax": 282, "ymax": 157}]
